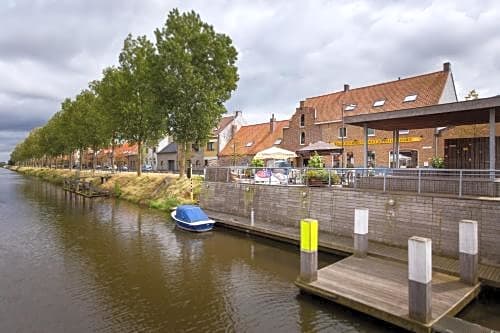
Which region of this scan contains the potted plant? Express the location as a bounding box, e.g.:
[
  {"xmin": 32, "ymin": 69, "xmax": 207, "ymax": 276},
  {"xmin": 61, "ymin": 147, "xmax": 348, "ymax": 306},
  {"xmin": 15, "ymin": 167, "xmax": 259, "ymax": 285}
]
[{"xmin": 306, "ymin": 152, "xmax": 328, "ymax": 186}]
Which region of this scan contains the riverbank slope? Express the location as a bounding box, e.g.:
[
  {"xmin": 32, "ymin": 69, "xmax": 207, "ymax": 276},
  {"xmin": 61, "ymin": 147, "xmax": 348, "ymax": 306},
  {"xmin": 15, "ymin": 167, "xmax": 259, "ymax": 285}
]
[{"xmin": 8, "ymin": 166, "xmax": 201, "ymax": 211}]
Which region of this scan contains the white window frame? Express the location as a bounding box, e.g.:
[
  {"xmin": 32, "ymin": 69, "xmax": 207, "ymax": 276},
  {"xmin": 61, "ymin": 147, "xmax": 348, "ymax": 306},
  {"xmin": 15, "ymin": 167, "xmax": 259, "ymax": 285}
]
[
  {"xmin": 399, "ymin": 129, "xmax": 409, "ymax": 135},
  {"xmin": 367, "ymin": 128, "xmax": 375, "ymax": 137},
  {"xmin": 404, "ymin": 94, "xmax": 418, "ymax": 102},
  {"xmin": 344, "ymin": 104, "xmax": 357, "ymax": 111},
  {"xmin": 245, "ymin": 142, "xmax": 253, "ymax": 147}
]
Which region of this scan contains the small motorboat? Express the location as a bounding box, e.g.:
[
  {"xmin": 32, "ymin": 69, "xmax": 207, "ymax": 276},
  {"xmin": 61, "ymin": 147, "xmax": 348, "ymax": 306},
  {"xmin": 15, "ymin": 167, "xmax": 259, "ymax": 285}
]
[{"xmin": 171, "ymin": 205, "xmax": 215, "ymax": 232}]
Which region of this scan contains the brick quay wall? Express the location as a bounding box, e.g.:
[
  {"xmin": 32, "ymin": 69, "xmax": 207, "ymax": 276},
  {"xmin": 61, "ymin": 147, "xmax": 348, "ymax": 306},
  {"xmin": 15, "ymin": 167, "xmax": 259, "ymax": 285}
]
[{"xmin": 200, "ymin": 182, "xmax": 500, "ymax": 267}]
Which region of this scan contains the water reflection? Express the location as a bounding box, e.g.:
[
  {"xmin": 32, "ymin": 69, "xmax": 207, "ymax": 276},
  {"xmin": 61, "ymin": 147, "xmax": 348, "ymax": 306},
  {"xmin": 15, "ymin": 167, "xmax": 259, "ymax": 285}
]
[{"xmin": 1, "ymin": 169, "xmax": 410, "ymax": 332}]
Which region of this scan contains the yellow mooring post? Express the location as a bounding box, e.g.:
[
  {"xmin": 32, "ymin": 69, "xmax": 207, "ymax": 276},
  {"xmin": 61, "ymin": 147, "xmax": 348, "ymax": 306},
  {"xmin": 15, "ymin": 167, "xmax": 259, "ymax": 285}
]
[{"xmin": 300, "ymin": 218, "xmax": 318, "ymax": 282}]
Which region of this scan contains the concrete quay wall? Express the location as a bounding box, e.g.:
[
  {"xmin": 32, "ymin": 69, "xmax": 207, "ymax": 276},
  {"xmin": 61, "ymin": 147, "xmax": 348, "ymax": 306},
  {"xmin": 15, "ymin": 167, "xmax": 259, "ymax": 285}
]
[{"xmin": 200, "ymin": 182, "xmax": 500, "ymax": 267}]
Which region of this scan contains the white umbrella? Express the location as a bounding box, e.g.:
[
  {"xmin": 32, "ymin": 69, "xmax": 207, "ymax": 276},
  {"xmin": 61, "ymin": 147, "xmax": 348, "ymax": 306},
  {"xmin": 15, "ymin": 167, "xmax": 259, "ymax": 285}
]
[{"xmin": 254, "ymin": 146, "xmax": 297, "ymax": 160}]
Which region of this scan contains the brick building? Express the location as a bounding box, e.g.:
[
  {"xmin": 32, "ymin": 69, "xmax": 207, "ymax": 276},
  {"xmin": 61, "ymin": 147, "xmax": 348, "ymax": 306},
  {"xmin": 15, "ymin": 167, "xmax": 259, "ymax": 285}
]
[
  {"xmin": 218, "ymin": 114, "xmax": 288, "ymax": 166},
  {"xmin": 281, "ymin": 62, "xmax": 458, "ymax": 168}
]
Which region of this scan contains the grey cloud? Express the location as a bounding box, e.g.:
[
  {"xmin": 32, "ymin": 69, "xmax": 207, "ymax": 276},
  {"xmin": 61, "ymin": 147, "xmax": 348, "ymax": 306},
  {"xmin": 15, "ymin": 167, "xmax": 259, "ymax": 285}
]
[{"xmin": 2, "ymin": 0, "xmax": 500, "ymax": 159}]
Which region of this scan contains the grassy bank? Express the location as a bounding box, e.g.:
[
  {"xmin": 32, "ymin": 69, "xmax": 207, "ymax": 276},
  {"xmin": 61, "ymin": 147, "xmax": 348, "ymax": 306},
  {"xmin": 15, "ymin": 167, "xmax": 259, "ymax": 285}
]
[{"xmin": 9, "ymin": 166, "xmax": 201, "ymax": 212}]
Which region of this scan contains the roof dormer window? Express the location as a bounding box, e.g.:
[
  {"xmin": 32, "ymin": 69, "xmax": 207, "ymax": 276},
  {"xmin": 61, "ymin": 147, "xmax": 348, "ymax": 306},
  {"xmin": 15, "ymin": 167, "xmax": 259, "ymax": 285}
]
[
  {"xmin": 404, "ymin": 94, "xmax": 418, "ymax": 102},
  {"xmin": 245, "ymin": 142, "xmax": 253, "ymax": 147},
  {"xmin": 373, "ymin": 99, "xmax": 385, "ymax": 107},
  {"xmin": 274, "ymin": 139, "xmax": 282, "ymax": 145},
  {"xmin": 344, "ymin": 104, "xmax": 357, "ymax": 111}
]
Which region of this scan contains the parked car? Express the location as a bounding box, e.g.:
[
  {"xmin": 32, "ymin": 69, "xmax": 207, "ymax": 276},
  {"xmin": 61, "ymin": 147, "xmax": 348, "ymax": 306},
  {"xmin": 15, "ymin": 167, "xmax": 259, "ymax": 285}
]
[
  {"xmin": 120, "ymin": 165, "xmax": 128, "ymax": 171},
  {"xmin": 142, "ymin": 165, "xmax": 153, "ymax": 172}
]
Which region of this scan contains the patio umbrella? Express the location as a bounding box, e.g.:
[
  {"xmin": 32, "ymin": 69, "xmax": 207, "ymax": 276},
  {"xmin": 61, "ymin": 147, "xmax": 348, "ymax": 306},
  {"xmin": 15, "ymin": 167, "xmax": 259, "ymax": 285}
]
[{"xmin": 254, "ymin": 146, "xmax": 297, "ymax": 160}]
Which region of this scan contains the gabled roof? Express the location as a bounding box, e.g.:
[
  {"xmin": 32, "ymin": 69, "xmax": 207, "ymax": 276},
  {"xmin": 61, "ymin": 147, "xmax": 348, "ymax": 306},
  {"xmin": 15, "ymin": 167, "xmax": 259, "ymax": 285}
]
[
  {"xmin": 158, "ymin": 142, "xmax": 178, "ymax": 154},
  {"xmin": 100, "ymin": 143, "xmax": 138, "ymax": 156},
  {"xmin": 213, "ymin": 115, "xmax": 235, "ymax": 135},
  {"xmin": 304, "ymin": 70, "xmax": 449, "ymax": 123},
  {"xmin": 219, "ymin": 120, "xmax": 289, "ymax": 157}
]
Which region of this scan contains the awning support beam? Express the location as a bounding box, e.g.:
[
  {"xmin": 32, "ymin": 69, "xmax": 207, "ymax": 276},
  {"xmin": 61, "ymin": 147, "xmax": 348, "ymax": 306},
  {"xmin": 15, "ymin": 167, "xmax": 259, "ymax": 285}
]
[
  {"xmin": 489, "ymin": 108, "xmax": 496, "ymax": 176},
  {"xmin": 363, "ymin": 123, "xmax": 368, "ymax": 168}
]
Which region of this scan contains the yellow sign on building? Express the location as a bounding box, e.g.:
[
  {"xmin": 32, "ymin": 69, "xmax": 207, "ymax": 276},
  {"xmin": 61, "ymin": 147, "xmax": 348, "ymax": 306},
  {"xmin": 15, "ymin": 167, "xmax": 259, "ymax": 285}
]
[{"xmin": 333, "ymin": 136, "xmax": 422, "ymax": 147}]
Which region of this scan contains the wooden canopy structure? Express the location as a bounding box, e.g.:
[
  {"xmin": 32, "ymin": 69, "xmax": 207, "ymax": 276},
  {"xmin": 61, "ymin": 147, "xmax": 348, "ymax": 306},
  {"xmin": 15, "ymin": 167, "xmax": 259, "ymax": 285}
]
[{"xmin": 344, "ymin": 96, "xmax": 500, "ymax": 169}]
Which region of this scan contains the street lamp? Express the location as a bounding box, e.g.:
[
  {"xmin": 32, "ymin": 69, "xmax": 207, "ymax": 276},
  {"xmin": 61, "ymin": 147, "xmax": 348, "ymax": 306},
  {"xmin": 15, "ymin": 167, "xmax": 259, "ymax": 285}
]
[{"xmin": 341, "ymin": 103, "xmax": 345, "ymax": 168}]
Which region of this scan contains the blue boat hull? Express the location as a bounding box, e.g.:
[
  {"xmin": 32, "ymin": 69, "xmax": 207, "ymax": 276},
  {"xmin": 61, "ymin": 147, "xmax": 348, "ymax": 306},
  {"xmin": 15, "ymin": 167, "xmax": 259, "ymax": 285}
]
[{"xmin": 171, "ymin": 211, "xmax": 214, "ymax": 232}]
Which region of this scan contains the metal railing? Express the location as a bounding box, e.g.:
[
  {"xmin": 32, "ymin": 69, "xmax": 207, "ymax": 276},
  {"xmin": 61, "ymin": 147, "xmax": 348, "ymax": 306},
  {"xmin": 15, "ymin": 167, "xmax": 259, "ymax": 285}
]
[{"xmin": 204, "ymin": 167, "xmax": 500, "ymax": 198}]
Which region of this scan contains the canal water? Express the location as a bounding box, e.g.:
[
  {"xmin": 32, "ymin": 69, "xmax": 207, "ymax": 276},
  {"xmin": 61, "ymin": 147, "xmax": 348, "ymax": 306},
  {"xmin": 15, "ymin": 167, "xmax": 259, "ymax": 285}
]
[{"xmin": 0, "ymin": 169, "xmax": 497, "ymax": 332}]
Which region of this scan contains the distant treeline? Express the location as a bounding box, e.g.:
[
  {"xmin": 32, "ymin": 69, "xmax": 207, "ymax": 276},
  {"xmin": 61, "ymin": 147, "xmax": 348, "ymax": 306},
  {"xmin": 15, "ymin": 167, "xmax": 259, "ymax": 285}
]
[{"xmin": 10, "ymin": 9, "xmax": 239, "ymax": 176}]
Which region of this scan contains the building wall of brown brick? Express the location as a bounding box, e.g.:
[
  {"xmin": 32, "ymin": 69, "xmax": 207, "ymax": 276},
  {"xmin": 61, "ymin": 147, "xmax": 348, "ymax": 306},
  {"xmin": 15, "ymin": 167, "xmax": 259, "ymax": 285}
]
[{"xmin": 281, "ymin": 103, "xmax": 440, "ymax": 168}]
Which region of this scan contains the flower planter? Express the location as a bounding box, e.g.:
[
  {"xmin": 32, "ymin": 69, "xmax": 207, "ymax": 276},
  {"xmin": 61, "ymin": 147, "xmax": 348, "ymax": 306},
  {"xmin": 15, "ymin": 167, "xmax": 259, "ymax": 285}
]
[{"xmin": 307, "ymin": 178, "xmax": 327, "ymax": 187}]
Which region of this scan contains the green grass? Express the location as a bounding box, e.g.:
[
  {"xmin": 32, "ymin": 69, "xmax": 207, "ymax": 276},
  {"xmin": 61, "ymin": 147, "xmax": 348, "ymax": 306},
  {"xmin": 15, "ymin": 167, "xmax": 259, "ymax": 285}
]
[{"xmin": 149, "ymin": 196, "xmax": 180, "ymax": 211}]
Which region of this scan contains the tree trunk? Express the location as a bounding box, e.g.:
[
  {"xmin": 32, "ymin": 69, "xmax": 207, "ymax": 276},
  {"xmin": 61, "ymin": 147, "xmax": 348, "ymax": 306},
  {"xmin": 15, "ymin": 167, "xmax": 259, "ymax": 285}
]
[
  {"xmin": 111, "ymin": 140, "xmax": 115, "ymax": 174},
  {"xmin": 137, "ymin": 141, "xmax": 142, "ymax": 176},
  {"xmin": 78, "ymin": 148, "xmax": 83, "ymax": 178},
  {"xmin": 92, "ymin": 147, "xmax": 97, "ymax": 175},
  {"xmin": 178, "ymin": 142, "xmax": 186, "ymax": 178}
]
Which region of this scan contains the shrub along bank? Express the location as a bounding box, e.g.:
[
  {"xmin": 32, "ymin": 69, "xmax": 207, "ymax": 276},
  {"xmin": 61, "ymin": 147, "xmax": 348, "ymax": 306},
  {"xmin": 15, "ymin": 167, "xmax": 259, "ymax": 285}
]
[{"xmin": 9, "ymin": 167, "xmax": 201, "ymax": 212}]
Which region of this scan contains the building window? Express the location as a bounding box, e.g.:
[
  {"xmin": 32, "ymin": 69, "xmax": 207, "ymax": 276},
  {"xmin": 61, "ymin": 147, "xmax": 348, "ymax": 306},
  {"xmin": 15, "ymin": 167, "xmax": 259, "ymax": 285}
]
[
  {"xmin": 404, "ymin": 94, "xmax": 418, "ymax": 102},
  {"xmin": 245, "ymin": 142, "xmax": 253, "ymax": 147},
  {"xmin": 367, "ymin": 128, "xmax": 375, "ymax": 137},
  {"xmin": 368, "ymin": 151, "xmax": 376, "ymax": 167},
  {"xmin": 274, "ymin": 138, "xmax": 282, "ymax": 145},
  {"xmin": 338, "ymin": 127, "xmax": 347, "ymax": 138},
  {"xmin": 207, "ymin": 142, "xmax": 215, "ymax": 151},
  {"xmin": 300, "ymin": 132, "xmax": 306, "ymax": 145},
  {"xmin": 300, "ymin": 114, "xmax": 305, "ymax": 127},
  {"xmin": 344, "ymin": 104, "xmax": 356, "ymax": 111},
  {"xmin": 373, "ymin": 99, "xmax": 385, "ymax": 107},
  {"xmin": 399, "ymin": 129, "xmax": 409, "ymax": 135}
]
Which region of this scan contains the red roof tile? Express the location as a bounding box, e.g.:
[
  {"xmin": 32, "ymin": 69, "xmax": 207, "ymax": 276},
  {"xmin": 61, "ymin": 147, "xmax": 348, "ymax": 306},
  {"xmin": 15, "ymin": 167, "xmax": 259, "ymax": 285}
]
[
  {"xmin": 219, "ymin": 120, "xmax": 289, "ymax": 157},
  {"xmin": 305, "ymin": 70, "xmax": 450, "ymax": 122}
]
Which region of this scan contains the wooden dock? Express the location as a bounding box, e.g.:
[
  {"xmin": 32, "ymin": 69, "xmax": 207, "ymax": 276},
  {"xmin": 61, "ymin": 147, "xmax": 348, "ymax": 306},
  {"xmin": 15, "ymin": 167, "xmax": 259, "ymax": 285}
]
[{"xmin": 296, "ymin": 255, "xmax": 481, "ymax": 333}]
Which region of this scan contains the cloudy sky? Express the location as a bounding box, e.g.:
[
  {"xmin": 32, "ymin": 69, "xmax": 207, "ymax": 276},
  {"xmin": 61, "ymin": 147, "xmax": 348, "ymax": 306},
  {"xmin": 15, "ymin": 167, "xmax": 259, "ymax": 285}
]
[{"xmin": 1, "ymin": 0, "xmax": 500, "ymax": 162}]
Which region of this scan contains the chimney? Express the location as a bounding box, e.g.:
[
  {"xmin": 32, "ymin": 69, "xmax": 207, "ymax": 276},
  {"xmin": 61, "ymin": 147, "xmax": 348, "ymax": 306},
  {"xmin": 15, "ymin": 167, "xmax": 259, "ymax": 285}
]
[
  {"xmin": 344, "ymin": 84, "xmax": 350, "ymax": 92},
  {"xmin": 234, "ymin": 110, "xmax": 242, "ymax": 118},
  {"xmin": 443, "ymin": 62, "xmax": 451, "ymax": 72},
  {"xmin": 270, "ymin": 113, "xmax": 276, "ymax": 133}
]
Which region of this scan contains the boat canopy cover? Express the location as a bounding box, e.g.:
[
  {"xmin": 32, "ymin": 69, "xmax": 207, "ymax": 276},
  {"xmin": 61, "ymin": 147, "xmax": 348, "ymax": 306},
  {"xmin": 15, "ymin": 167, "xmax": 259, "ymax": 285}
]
[{"xmin": 176, "ymin": 205, "xmax": 210, "ymax": 222}]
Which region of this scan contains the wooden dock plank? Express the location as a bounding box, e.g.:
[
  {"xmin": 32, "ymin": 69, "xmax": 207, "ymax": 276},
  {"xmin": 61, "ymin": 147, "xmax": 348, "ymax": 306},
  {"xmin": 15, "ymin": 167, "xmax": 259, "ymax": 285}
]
[{"xmin": 296, "ymin": 256, "xmax": 481, "ymax": 333}]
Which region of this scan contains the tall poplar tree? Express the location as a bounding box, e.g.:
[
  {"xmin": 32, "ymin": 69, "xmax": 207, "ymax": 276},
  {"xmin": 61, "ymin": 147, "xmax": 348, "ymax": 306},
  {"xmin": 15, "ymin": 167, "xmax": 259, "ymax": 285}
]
[
  {"xmin": 155, "ymin": 9, "xmax": 239, "ymax": 177},
  {"xmin": 117, "ymin": 34, "xmax": 167, "ymax": 176}
]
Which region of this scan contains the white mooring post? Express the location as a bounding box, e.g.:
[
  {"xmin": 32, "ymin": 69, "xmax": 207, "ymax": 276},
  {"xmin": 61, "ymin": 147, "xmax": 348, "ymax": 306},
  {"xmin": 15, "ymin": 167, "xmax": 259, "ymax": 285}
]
[
  {"xmin": 459, "ymin": 220, "xmax": 478, "ymax": 285},
  {"xmin": 354, "ymin": 208, "xmax": 369, "ymax": 257},
  {"xmin": 250, "ymin": 208, "xmax": 255, "ymax": 227},
  {"xmin": 408, "ymin": 236, "xmax": 432, "ymax": 323},
  {"xmin": 300, "ymin": 219, "xmax": 318, "ymax": 283}
]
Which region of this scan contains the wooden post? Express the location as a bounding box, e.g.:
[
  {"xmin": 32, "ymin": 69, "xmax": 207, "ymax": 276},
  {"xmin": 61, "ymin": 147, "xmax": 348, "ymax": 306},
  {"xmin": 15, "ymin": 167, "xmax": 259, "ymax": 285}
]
[
  {"xmin": 354, "ymin": 208, "xmax": 369, "ymax": 257},
  {"xmin": 250, "ymin": 208, "xmax": 255, "ymax": 227},
  {"xmin": 459, "ymin": 220, "xmax": 478, "ymax": 285},
  {"xmin": 408, "ymin": 236, "xmax": 432, "ymax": 323},
  {"xmin": 300, "ymin": 218, "xmax": 318, "ymax": 282}
]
